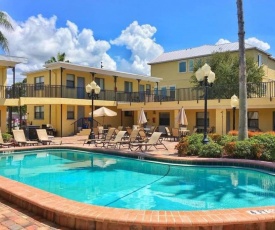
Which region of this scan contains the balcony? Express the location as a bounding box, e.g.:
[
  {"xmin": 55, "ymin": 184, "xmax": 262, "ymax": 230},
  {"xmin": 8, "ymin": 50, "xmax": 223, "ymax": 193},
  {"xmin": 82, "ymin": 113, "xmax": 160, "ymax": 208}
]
[{"xmin": 1, "ymin": 81, "xmax": 275, "ymax": 103}]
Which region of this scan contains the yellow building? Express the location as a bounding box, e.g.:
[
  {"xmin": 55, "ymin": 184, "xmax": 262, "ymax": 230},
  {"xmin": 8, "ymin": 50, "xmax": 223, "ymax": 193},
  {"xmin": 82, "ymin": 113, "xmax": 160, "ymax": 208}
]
[
  {"xmin": 2, "ymin": 42, "xmax": 275, "ymax": 138},
  {"xmin": 147, "ymin": 42, "xmax": 275, "ymax": 134},
  {"xmin": 22, "ymin": 62, "xmax": 161, "ymax": 137}
]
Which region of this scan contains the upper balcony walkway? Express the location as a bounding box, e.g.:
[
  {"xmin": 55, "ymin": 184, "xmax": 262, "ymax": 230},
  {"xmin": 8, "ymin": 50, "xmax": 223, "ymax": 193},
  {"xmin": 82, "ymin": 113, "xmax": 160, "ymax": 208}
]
[{"xmin": 2, "ymin": 81, "xmax": 275, "ymax": 103}]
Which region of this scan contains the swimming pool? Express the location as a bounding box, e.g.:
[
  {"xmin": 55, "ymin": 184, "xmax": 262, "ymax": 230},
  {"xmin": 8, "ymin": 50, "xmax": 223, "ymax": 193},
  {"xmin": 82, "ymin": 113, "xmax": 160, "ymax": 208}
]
[{"xmin": 1, "ymin": 148, "xmax": 274, "ymax": 211}]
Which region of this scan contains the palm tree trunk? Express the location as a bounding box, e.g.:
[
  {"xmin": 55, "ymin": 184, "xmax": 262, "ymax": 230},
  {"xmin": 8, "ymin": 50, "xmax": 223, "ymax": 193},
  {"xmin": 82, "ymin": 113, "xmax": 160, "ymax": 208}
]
[{"xmin": 237, "ymin": 0, "xmax": 248, "ymax": 140}]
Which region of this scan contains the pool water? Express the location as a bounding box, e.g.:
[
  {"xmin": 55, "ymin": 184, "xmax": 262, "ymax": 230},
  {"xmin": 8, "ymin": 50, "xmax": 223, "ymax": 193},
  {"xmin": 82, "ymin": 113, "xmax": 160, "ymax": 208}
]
[{"xmin": 0, "ymin": 149, "xmax": 274, "ymax": 211}]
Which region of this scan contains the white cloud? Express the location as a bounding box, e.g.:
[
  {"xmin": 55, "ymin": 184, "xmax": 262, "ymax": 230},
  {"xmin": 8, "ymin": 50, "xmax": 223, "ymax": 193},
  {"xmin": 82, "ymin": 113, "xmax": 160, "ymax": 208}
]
[
  {"xmin": 216, "ymin": 37, "xmax": 270, "ymax": 51},
  {"xmin": 215, "ymin": 39, "xmax": 231, "ymax": 45},
  {"xmin": 110, "ymin": 21, "xmax": 164, "ymax": 75},
  {"xmin": 2, "ymin": 14, "xmax": 164, "ymax": 85},
  {"xmin": 3, "ymin": 13, "xmax": 117, "ymax": 84},
  {"xmin": 245, "ymin": 37, "xmax": 270, "ymax": 51}
]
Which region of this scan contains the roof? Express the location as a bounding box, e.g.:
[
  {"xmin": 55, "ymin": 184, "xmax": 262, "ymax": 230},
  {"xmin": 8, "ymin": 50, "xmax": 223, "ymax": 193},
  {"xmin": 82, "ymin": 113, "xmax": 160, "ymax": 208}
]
[
  {"xmin": 0, "ymin": 55, "xmax": 27, "ymax": 67},
  {"xmin": 22, "ymin": 62, "xmax": 162, "ymax": 83},
  {"xmin": 148, "ymin": 42, "xmax": 272, "ymax": 64}
]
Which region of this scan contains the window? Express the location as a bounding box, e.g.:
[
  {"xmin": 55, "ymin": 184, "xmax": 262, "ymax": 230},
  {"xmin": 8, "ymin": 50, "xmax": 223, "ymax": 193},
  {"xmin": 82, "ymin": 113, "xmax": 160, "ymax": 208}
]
[
  {"xmin": 248, "ymin": 111, "xmax": 259, "ymax": 128},
  {"xmin": 66, "ymin": 74, "xmax": 75, "ymax": 88},
  {"xmin": 34, "ymin": 106, "xmax": 44, "ymax": 119},
  {"xmin": 179, "ymin": 61, "xmax": 187, "ymax": 73},
  {"xmin": 124, "ymin": 111, "xmax": 133, "ymax": 117},
  {"xmin": 95, "ymin": 77, "xmax": 105, "ymax": 90},
  {"xmin": 159, "ymin": 112, "xmax": 170, "ymax": 126},
  {"xmin": 67, "ymin": 106, "xmax": 75, "ymax": 119},
  {"xmin": 169, "ymin": 86, "xmax": 176, "ymax": 100},
  {"xmin": 124, "ymin": 81, "xmax": 133, "ymax": 92},
  {"xmin": 258, "ymin": 54, "xmax": 262, "ymax": 66},
  {"xmin": 35, "ymin": 76, "xmax": 44, "ymax": 90},
  {"xmin": 188, "ymin": 60, "xmax": 194, "ymax": 72},
  {"xmin": 196, "ymin": 112, "xmax": 209, "ymax": 127}
]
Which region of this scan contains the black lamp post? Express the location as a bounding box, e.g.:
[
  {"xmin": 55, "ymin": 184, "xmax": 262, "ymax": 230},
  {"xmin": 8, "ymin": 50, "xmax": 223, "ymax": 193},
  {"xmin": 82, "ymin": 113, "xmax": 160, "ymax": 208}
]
[
  {"xmin": 230, "ymin": 94, "xmax": 239, "ymax": 130},
  {"xmin": 195, "ymin": 63, "xmax": 215, "ymax": 144},
  {"xmin": 86, "ymin": 80, "xmax": 101, "ymax": 139}
]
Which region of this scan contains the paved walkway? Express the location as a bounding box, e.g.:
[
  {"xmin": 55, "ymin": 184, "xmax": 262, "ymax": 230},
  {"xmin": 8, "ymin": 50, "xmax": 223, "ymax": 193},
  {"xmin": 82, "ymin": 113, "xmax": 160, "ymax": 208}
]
[{"xmin": 0, "ymin": 135, "xmax": 178, "ymax": 229}]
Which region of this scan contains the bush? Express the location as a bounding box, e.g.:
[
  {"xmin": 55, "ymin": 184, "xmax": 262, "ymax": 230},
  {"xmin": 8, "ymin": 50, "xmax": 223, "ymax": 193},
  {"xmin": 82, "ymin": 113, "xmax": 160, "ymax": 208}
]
[
  {"xmin": 223, "ymin": 141, "xmax": 236, "ymax": 157},
  {"xmin": 208, "ymin": 133, "xmax": 222, "ymax": 143},
  {"xmin": 199, "ymin": 143, "xmax": 222, "ymax": 158},
  {"xmin": 174, "ymin": 137, "xmax": 188, "ymax": 156},
  {"xmin": 2, "ymin": 133, "xmax": 12, "ymax": 142},
  {"xmin": 234, "ymin": 141, "xmax": 255, "ymax": 159},
  {"xmin": 219, "ymin": 135, "xmax": 238, "ymax": 146},
  {"xmin": 249, "ymin": 133, "xmax": 275, "ymax": 161}
]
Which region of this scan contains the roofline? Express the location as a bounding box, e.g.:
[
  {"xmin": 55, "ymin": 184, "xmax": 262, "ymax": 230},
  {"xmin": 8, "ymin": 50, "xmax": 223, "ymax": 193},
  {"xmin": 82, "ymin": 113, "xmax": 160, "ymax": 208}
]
[
  {"xmin": 148, "ymin": 43, "xmax": 272, "ymax": 65},
  {"xmin": 23, "ymin": 62, "xmax": 162, "ymax": 83},
  {"xmin": 0, "ymin": 55, "xmax": 27, "ymax": 67}
]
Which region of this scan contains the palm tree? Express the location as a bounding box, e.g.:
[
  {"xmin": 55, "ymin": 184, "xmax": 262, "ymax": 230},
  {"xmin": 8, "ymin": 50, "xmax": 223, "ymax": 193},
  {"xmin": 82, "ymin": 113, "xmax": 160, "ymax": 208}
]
[
  {"xmin": 0, "ymin": 11, "xmax": 13, "ymax": 53},
  {"xmin": 45, "ymin": 52, "xmax": 69, "ymax": 64},
  {"xmin": 237, "ymin": 0, "xmax": 248, "ymax": 140}
]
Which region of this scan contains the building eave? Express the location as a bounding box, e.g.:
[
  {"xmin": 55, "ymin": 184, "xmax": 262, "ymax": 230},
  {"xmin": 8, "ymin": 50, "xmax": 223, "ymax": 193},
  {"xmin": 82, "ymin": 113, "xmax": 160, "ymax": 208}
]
[
  {"xmin": 0, "ymin": 55, "xmax": 27, "ymax": 67},
  {"xmin": 23, "ymin": 62, "xmax": 162, "ymax": 83}
]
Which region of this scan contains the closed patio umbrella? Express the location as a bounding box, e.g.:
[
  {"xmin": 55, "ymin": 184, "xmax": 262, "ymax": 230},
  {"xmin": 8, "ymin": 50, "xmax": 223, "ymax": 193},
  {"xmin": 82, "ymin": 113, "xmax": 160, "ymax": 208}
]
[
  {"xmin": 138, "ymin": 108, "xmax": 147, "ymax": 126},
  {"xmin": 89, "ymin": 107, "xmax": 117, "ymax": 126},
  {"xmin": 176, "ymin": 107, "xmax": 188, "ymax": 126}
]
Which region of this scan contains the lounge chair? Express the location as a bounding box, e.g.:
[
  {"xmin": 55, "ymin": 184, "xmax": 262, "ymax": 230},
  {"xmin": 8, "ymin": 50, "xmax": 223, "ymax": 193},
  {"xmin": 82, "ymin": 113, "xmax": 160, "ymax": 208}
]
[
  {"xmin": 171, "ymin": 128, "xmax": 180, "ymax": 141},
  {"xmin": 0, "ymin": 131, "xmax": 14, "ymax": 148},
  {"xmin": 129, "ymin": 132, "xmax": 167, "ymax": 152},
  {"xmin": 138, "ymin": 129, "xmax": 149, "ymax": 142},
  {"xmin": 12, "ymin": 129, "xmax": 39, "ymax": 146},
  {"xmin": 36, "ymin": 129, "xmax": 62, "ymax": 145},
  {"xmin": 94, "ymin": 127, "xmax": 116, "ymax": 147},
  {"xmin": 83, "ymin": 127, "xmax": 116, "ymax": 146},
  {"xmin": 118, "ymin": 129, "xmax": 140, "ymax": 149},
  {"xmin": 164, "ymin": 127, "xmax": 173, "ymax": 141},
  {"xmin": 102, "ymin": 131, "xmax": 127, "ymax": 148}
]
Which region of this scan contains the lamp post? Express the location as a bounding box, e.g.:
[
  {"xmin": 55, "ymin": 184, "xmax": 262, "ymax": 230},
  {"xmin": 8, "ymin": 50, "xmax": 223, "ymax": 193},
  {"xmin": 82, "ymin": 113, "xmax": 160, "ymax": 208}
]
[
  {"xmin": 86, "ymin": 80, "xmax": 101, "ymax": 139},
  {"xmin": 195, "ymin": 63, "xmax": 215, "ymax": 144},
  {"xmin": 230, "ymin": 94, "xmax": 239, "ymax": 130}
]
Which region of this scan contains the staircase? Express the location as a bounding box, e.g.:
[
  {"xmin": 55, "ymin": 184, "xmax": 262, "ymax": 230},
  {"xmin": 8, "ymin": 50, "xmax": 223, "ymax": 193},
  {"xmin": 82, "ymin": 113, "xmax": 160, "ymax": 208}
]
[{"xmin": 77, "ymin": 129, "xmax": 91, "ymax": 136}]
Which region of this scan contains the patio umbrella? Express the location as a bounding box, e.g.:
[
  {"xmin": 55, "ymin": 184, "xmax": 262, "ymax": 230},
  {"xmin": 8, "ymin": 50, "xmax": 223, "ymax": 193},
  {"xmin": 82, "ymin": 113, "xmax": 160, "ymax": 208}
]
[
  {"xmin": 176, "ymin": 107, "xmax": 188, "ymax": 126},
  {"xmin": 89, "ymin": 107, "xmax": 117, "ymax": 126},
  {"xmin": 138, "ymin": 108, "xmax": 147, "ymax": 126}
]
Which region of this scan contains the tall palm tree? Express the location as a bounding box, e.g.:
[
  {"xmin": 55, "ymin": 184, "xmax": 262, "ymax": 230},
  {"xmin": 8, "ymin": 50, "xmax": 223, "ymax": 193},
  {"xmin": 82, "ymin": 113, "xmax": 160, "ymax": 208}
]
[
  {"xmin": 0, "ymin": 11, "xmax": 13, "ymax": 53},
  {"xmin": 45, "ymin": 52, "xmax": 69, "ymax": 64},
  {"xmin": 237, "ymin": 0, "xmax": 248, "ymax": 140}
]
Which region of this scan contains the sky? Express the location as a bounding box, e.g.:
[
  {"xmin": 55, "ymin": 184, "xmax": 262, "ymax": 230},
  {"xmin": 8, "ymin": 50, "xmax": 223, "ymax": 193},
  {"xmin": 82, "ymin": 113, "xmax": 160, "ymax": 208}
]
[{"xmin": 1, "ymin": 0, "xmax": 275, "ymax": 84}]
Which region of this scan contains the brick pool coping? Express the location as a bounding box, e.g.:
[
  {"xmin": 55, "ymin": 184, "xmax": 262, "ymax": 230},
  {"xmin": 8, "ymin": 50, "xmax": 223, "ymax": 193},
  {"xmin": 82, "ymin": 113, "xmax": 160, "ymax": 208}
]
[{"xmin": 0, "ymin": 145, "xmax": 274, "ymax": 229}]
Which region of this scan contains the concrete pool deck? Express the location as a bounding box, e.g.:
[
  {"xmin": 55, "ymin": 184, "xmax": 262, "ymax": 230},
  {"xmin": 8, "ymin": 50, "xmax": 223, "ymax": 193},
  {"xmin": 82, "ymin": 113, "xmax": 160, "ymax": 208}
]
[{"xmin": 0, "ymin": 135, "xmax": 274, "ymax": 230}]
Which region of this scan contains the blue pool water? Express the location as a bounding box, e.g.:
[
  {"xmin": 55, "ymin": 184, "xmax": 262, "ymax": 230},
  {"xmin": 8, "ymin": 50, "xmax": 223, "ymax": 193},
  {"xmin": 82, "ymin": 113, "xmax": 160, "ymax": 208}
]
[{"xmin": 0, "ymin": 149, "xmax": 274, "ymax": 211}]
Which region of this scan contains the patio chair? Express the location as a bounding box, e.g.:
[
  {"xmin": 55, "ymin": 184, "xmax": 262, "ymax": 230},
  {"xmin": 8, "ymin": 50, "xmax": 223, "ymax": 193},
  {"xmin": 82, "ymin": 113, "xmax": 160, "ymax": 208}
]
[
  {"xmin": 164, "ymin": 127, "xmax": 173, "ymax": 141},
  {"xmin": 12, "ymin": 129, "xmax": 39, "ymax": 146},
  {"xmin": 83, "ymin": 127, "xmax": 116, "ymax": 146},
  {"xmin": 118, "ymin": 129, "xmax": 140, "ymax": 149},
  {"xmin": 171, "ymin": 128, "xmax": 180, "ymax": 141},
  {"xmin": 36, "ymin": 129, "xmax": 62, "ymax": 145},
  {"xmin": 138, "ymin": 129, "xmax": 149, "ymax": 142},
  {"xmin": 129, "ymin": 132, "xmax": 168, "ymax": 152},
  {"xmin": 102, "ymin": 131, "xmax": 127, "ymax": 148},
  {"xmin": 94, "ymin": 127, "xmax": 116, "ymax": 147},
  {"xmin": 0, "ymin": 131, "xmax": 14, "ymax": 148}
]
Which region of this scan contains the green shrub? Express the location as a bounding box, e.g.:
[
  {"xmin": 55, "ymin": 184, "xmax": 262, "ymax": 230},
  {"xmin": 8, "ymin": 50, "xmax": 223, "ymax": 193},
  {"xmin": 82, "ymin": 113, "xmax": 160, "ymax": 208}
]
[
  {"xmin": 234, "ymin": 141, "xmax": 255, "ymax": 159},
  {"xmin": 2, "ymin": 133, "xmax": 12, "ymax": 142},
  {"xmin": 249, "ymin": 133, "xmax": 275, "ymax": 161},
  {"xmin": 199, "ymin": 143, "xmax": 222, "ymax": 158},
  {"xmin": 219, "ymin": 135, "xmax": 238, "ymax": 146}
]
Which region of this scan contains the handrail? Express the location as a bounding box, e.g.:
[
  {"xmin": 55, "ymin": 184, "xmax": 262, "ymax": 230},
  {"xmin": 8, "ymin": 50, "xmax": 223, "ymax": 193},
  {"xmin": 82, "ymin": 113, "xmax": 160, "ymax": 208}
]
[
  {"xmin": 70, "ymin": 117, "xmax": 102, "ymax": 134},
  {"xmin": 1, "ymin": 81, "xmax": 275, "ymax": 102}
]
